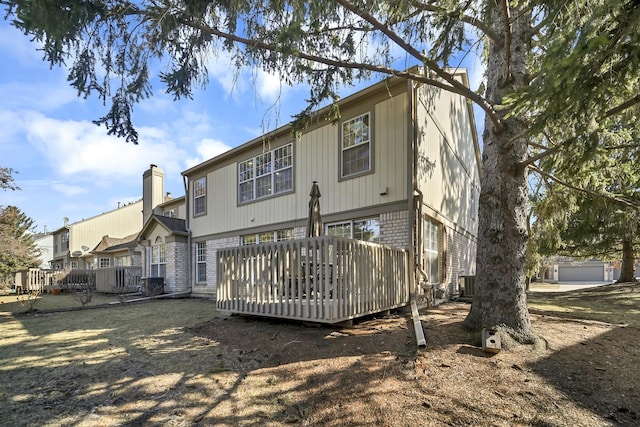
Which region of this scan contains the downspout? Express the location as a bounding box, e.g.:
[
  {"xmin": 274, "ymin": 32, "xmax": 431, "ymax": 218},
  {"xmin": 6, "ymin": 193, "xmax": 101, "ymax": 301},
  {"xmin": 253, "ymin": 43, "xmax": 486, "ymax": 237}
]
[
  {"xmin": 183, "ymin": 175, "xmax": 193, "ymax": 294},
  {"xmin": 409, "ymin": 79, "xmax": 427, "ymax": 350}
]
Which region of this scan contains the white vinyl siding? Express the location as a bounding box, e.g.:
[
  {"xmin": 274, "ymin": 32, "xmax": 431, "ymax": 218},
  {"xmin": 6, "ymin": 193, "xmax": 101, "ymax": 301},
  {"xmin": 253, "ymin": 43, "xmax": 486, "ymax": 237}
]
[
  {"xmin": 193, "ymin": 177, "xmax": 206, "ymax": 216},
  {"xmin": 238, "ymin": 144, "xmax": 293, "ymax": 203},
  {"xmin": 341, "ymin": 113, "xmax": 371, "ymax": 178}
]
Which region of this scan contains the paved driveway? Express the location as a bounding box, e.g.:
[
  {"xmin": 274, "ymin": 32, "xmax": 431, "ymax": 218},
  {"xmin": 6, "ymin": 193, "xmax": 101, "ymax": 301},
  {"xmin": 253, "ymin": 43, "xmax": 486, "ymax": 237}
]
[{"xmin": 528, "ymin": 282, "xmax": 612, "ymax": 292}]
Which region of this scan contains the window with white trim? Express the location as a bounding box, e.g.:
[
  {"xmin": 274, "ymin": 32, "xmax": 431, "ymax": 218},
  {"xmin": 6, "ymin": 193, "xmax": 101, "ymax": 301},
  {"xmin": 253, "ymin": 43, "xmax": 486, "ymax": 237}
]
[
  {"xmin": 70, "ymin": 261, "xmax": 78, "ymax": 269},
  {"xmin": 241, "ymin": 228, "xmax": 294, "ymax": 245},
  {"xmin": 341, "ymin": 113, "xmax": 371, "ymax": 178},
  {"xmin": 196, "ymin": 241, "xmax": 206, "ymax": 283},
  {"xmin": 193, "ymin": 177, "xmax": 206, "ymax": 216},
  {"xmin": 238, "ymin": 144, "xmax": 293, "ymax": 203},
  {"xmin": 98, "ymin": 257, "xmax": 111, "ymax": 268},
  {"xmin": 326, "ymin": 218, "xmax": 380, "ymax": 243},
  {"xmin": 150, "ymin": 236, "xmax": 166, "ymax": 277},
  {"xmin": 423, "ymin": 217, "xmax": 440, "ymax": 284}
]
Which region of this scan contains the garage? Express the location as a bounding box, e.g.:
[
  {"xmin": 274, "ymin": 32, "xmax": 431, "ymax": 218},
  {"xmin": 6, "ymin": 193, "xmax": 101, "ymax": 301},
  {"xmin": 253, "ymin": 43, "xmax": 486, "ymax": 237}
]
[{"xmin": 558, "ymin": 265, "xmax": 604, "ymax": 282}]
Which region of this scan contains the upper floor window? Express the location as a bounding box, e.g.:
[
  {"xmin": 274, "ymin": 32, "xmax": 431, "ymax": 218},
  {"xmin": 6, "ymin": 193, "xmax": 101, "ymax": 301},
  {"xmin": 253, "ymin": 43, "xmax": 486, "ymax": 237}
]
[
  {"xmin": 341, "ymin": 113, "xmax": 372, "ymax": 178},
  {"xmin": 61, "ymin": 231, "xmax": 69, "ymax": 251},
  {"xmin": 163, "ymin": 209, "xmax": 175, "ymax": 218},
  {"xmin": 326, "ymin": 218, "xmax": 379, "ymax": 243},
  {"xmin": 193, "ymin": 177, "xmax": 206, "ymax": 216},
  {"xmin": 238, "ymin": 144, "xmax": 293, "ymax": 204}
]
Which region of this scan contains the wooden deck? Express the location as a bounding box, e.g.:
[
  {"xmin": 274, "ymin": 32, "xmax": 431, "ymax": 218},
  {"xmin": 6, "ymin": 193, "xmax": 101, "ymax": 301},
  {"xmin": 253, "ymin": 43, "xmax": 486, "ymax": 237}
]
[{"xmin": 216, "ymin": 236, "xmax": 410, "ymax": 323}]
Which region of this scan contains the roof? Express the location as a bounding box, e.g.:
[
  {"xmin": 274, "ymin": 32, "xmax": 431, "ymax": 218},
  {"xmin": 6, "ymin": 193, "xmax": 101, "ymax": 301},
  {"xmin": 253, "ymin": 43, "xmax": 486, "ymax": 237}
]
[
  {"xmin": 137, "ymin": 214, "xmax": 188, "ymax": 241},
  {"xmin": 91, "ymin": 233, "xmax": 139, "ymax": 254}
]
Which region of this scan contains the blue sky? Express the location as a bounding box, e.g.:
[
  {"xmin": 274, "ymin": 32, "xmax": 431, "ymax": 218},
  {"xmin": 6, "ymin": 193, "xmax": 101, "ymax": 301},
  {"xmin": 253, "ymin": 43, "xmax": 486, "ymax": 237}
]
[{"xmin": 0, "ymin": 17, "xmax": 484, "ymax": 234}]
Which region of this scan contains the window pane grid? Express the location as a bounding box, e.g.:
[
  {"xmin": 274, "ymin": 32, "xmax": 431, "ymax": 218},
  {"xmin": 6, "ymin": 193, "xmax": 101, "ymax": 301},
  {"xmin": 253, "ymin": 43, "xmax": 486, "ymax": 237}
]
[
  {"xmin": 341, "ymin": 113, "xmax": 371, "ymax": 177},
  {"xmin": 238, "ymin": 144, "xmax": 293, "ymax": 202},
  {"xmin": 194, "ymin": 177, "xmax": 206, "ymax": 215},
  {"xmin": 196, "ymin": 242, "xmax": 206, "ymax": 282}
]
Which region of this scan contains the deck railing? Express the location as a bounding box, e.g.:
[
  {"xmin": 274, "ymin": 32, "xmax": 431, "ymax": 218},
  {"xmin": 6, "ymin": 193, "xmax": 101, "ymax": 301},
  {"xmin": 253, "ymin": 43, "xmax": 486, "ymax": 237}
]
[
  {"xmin": 96, "ymin": 267, "xmax": 142, "ymax": 293},
  {"xmin": 217, "ymin": 236, "xmax": 410, "ymax": 323}
]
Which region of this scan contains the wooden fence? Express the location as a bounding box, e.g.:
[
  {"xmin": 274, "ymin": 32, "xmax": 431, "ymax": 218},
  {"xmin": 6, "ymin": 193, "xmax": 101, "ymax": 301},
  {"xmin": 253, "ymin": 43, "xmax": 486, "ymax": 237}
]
[
  {"xmin": 96, "ymin": 267, "xmax": 142, "ymax": 293},
  {"xmin": 217, "ymin": 236, "xmax": 410, "ymax": 324},
  {"xmin": 15, "ymin": 268, "xmax": 96, "ymax": 293}
]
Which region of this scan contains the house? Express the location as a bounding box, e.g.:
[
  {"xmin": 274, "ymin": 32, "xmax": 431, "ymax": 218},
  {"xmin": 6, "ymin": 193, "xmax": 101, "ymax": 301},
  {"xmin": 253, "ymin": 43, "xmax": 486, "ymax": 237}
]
[
  {"xmin": 31, "ymin": 231, "xmax": 54, "ymax": 269},
  {"xmin": 158, "ymin": 68, "xmax": 480, "ymax": 318},
  {"xmin": 49, "ymin": 201, "xmax": 144, "ymax": 270}
]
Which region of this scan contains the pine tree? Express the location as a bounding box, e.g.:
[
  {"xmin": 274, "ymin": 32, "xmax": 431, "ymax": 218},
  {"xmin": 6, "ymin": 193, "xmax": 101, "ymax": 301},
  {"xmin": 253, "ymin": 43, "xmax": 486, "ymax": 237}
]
[{"xmin": 0, "ymin": 206, "xmax": 41, "ymax": 285}]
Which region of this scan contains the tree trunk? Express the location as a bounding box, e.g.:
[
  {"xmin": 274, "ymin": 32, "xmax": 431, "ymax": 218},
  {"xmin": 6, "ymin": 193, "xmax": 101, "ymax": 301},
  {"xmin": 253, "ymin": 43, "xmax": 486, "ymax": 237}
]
[
  {"xmin": 463, "ymin": 3, "xmax": 535, "ymax": 343},
  {"xmin": 617, "ymin": 235, "xmax": 636, "ymax": 283}
]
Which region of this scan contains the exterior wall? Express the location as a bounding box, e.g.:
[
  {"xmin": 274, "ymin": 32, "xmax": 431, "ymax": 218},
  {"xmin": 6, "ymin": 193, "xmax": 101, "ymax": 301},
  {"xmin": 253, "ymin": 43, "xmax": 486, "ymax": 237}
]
[
  {"xmin": 443, "ymin": 225, "xmax": 477, "ymax": 297},
  {"xmin": 379, "ymin": 210, "xmax": 410, "ymax": 248},
  {"xmin": 191, "ymin": 236, "xmax": 240, "ymax": 299},
  {"xmin": 165, "ymin": 240, "xmax": 189, "ymax": 293},
  {"xmin": 186, "ymin": 81, "xmax": 410, "ymax": 240},
  {"xmin": 415, "ymin": 81, "xmax": 479, "ymax": 237}
]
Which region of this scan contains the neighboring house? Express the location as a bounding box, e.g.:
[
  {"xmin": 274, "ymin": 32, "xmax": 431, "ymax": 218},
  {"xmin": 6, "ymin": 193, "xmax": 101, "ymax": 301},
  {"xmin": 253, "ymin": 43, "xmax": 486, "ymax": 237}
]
[
  {"xmin": 48, "ymin": 165, "xmax": 179, "ymax": 272},
  {"xmin": 49, "ymin": 201, "xmax": 144, "ymax": 270},
  {"xmin": 91, "ymin": 234, "xmax": 142, "ymax": 268},
  {"xmin": 173, "ymin": 68, "xmax": 480, "ymax": 301},
  {"xmin": 545, "ymin": 260, "xmax": 615, "ymax": 282},
  {"xmin": 32, "ymin": 231, "xmax": 54, "ymax": 269}
]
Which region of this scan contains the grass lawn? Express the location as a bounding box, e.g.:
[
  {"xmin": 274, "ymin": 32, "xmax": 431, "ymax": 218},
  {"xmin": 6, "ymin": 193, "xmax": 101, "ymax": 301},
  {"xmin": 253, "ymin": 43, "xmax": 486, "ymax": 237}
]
[
  {"xmin": 0, "ymin": 293, "xmax": 130, "ymax": 314},
  {"xmin": 1, "ymin": 284, "xmax": 638, "ymax": 426}
]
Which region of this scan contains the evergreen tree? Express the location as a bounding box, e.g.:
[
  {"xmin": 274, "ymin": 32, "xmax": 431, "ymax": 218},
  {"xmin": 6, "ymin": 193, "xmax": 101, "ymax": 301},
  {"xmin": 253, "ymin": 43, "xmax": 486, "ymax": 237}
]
[
  {"xmin": 532, "ymin": 126, "xmax": 640, "ymax": 284},
  {"xmin": 2, "ymin": 0, "xmax": 639, "ymax": 343},
  {"xmin": 0, "ymin": 167, "xmax": 19, "ymax": 191},
  {"xmin": 0, "ymin": 206, "xmax": 40, "ymax": 285}
]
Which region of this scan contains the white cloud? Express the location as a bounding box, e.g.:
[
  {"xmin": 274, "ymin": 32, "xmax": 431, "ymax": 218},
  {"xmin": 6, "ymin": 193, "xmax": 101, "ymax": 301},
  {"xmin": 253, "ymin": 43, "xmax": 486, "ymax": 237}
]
[
  {"xmin": 50, "ymin": 182, "xmax": 87, "ymax": 197},
  {"xmin": 184, "ymin": 138, "xmax": 232, "ymax": 168}
]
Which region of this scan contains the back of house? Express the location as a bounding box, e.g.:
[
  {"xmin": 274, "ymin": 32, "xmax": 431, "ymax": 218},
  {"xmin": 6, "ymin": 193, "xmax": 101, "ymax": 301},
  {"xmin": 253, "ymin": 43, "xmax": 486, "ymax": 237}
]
[{"xmin": 179, "ymin": 70, "xmax": 480, "ymax": 303}]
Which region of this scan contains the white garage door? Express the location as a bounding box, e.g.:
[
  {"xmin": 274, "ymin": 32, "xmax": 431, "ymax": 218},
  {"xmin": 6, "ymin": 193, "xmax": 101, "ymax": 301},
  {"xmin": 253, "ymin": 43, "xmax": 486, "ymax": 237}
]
[{"xmin": 558, "ymin": 265, "xmax": 603, "ymax": 282}]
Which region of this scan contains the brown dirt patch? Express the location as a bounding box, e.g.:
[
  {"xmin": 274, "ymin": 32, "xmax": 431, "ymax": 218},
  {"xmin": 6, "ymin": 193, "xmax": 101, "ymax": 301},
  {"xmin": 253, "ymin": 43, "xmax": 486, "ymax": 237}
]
[{"xmin": 1, "ymin": 284, "xmax": 639, "ymax": 426}]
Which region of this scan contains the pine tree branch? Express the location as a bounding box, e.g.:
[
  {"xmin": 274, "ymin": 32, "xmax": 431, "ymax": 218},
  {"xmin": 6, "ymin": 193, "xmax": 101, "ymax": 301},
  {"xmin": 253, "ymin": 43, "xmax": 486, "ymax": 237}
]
[
  {"xmin": 332, "ymin": 0, "xmax": 504, "ymax": 132},
  {"xmin": 529, "ymin": 165, "xmax": 638, "ymax": 208},
  {"xmin": 407, "ymin": 1, "xmax": 504, "ymax": 46},
  {"xmin": 169, "ymin": 4, "xmax": 505, "ymax": 132},
  {"xmin": 601, "ymin": 94, "xmax": 640, "ymax": 120}
]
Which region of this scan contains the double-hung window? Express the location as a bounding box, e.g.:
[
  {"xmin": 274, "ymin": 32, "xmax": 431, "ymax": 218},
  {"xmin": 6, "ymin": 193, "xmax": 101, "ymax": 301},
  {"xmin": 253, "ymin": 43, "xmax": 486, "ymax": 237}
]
[
  {"xmin": 423, "ymin": 218, "xmax": 440, "ymax": 284},
  {"xmin": 196, "ymin": 241, "xmax": 206, "ymax": 283},
  {"xmin": 341, "ymin": 113, "xmax": 372, "ymax": 178},
  {"xmin": 238, "ymin": 144, "xmax": 293, "ymax": 203},
  {"xmin": 193, "ymin": 177, "xmax": 206, "ymax": 216},
  {"xmin": 150, "ymin": 236, "xmax": 166, "ymax": 277}
]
